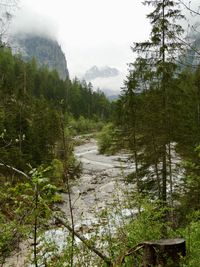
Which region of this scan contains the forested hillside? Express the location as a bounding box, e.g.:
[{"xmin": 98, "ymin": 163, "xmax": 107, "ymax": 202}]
[
  {"xmin": 0, "ymin": 44, "xmax": 113, "ymax": 265},
  {"xmin": 0, "ymin": 46, "xmax": 111, "ymax": 171}
]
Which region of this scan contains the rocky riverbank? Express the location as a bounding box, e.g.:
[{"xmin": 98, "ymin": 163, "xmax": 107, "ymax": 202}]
[
  {"xmin": 4, "ymin": 138, "xmax": 134, "ymax": 266},
  {"xmin": 61, "ymin": 138, "xmax": 135, "ymax": 225}
]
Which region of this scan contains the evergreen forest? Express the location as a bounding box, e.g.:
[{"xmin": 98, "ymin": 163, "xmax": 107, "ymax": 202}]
[{"xmin": 1, "ymin": 0, "xmax": 200, "ymax": 266}]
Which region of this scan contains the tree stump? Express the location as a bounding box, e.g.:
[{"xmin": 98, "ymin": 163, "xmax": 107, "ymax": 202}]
[{"xmin": 143, "ymin": 238, "xmax": 186, "ymax": 267}]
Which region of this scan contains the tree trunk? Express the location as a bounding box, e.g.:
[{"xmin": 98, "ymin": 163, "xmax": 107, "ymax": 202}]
[
  {"xmin": 143, "ymin": 238, "xmax": 186, "ymax": 267},
  {"xmin": 33, "ymin": 183, "xmax": 39, "ymax": 267}
]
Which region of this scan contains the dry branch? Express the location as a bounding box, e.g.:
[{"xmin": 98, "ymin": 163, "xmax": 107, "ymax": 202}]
[{"xmin": 0, "ymin": 160, "xmax": 31, "ymax": 179}]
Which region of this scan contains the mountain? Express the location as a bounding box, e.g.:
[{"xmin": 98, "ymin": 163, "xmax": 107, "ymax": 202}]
[
  {"xmin": 107, "ymin": 94, "xmax": 119, "ymax": 101},
  {"xmin": 188, "ymin": 36, "xmax": 200, "ymax": 66},
  {"xmin": 182, "ymin": 26, "xmax": 200, "ymax": 67},
  {"xmin": 9, "ymin": 34, "xmax": 69, "ymax": 80},
  {"xmin": 84, "ymin": 65, "xmax": 120, "ymax": 80},
  {"xmin": 83, "ymin": 65, "xmax": 122, "ymax": 96}
]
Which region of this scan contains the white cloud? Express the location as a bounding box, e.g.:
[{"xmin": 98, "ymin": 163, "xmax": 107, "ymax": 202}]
[
  {"xmin": 10, "ymin": 6, "xmax": 58, "ymax": 39},
  {"xmin": 89, "ymin": 72, "xmax": 126, "ymax": 96},
  {"xmin": 9, "ymin": 0, "xmax": 197, "ymax": 94},
  {"xmin": 8, "ymin": 0, "xmax": 152, "ymax": 93}
]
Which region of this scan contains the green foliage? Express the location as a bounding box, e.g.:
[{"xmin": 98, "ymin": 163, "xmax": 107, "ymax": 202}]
[
  {"xmin": 125, "ymin": 202, "xmax": 167, "ymax": 245},
  {"xmin": 67, "ymin": 115, "xmax": 104, "ymax": 135},
  {"xmin": 0, "ymin": 214, "xmax": 23, "ymax": 261},
  {"xmin": 2, "ymin": 2, "xmax": 200, "ymax": 265},
  {"xmin": 176, "ymin": 145, "xmax": 200, "ymax": 225},
  {"xmin": 0, "ymin": 166, "xmax": 61, "ymax": 264},
  {"xmin": 97, "ymin": 123, "xmax": 119, "ymax": 155},
  {"xmin": 111, "ymin": 1, "xmax": 200, "ymax": 205},
  {"xmin": 49, "ymin": 159, "xmax": 64, "ymax": 187},
  {"xmin": 0, "ymin": 46, "xmax": 111, "ymax": 173},
  {"xmin": 178, "ymin": 211, "xmax": 200, "ymax": 267}
]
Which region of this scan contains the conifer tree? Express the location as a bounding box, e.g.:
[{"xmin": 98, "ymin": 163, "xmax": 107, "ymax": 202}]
[{"xmin": 121, "ymin": 0, "xmax": 185, "ymax": 205}]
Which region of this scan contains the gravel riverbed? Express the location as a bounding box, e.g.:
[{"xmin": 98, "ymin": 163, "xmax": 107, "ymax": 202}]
[{"xmin": 4, "ymin": 138, "xmax": 135, "ymax": 266}]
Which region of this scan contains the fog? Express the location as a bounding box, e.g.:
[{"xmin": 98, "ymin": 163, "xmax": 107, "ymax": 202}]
[
  {"xmin": 85, "ymin": 72, "xmax": 127, "ymax": 96},
  {"xmin": 8, "ymin": 0, "xmax": 151, "ymax": 94},
  {"xmin": 10, "ymin": 9, "xmax": 58, "ymax": 40},
  {"xmin": 8, "ymin": 0, "xmax": 200, "ymax": 94}
]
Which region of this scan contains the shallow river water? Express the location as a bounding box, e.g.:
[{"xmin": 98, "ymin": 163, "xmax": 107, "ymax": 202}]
[
  {"xmin": 61, "ymin": 138, "xmax": 134, "ymax": 223},
  {"xmin": 5, "ymin": 138, "xmax": 135, "ymax": 266}
]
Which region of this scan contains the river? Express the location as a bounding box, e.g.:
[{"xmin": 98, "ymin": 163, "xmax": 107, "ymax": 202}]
[
  {"xmin": 61, "ymin": 138, "xmax": 135, "ymax": 224},
  {"xmin": 5, "ymin": 137, "xmax": 135, "ymax": 266}
]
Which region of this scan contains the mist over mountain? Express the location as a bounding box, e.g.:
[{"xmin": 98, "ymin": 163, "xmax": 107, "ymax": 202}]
[
  {"xmin": 83, "ymin": 65, "xmax": 122, "ymax": 97},
  {"xmin": 182, "ymin": 24, "xmax": 200, "ymax": 67},
  {"xmin": 10, "ymin": 7, "xmax": 58, "ymax": 41},
  {"xmin": 9, "ymin": 33, "xmax": 69, "ymax": 80},
  {"xmin": 84, "ymin": 65, "xmax": 120, "ymax": 80}
]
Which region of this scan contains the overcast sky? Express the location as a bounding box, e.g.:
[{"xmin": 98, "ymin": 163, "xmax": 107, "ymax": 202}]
[
  {"xmin": 10, "ymin": 0, "xmax": 200, "ymax": 92},
  {"xmin": 10, "ymin": 1, "xmax": 152, "ymax": 76}
]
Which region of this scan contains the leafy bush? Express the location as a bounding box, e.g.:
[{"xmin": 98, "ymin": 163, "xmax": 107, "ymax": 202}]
[
  {"xmin": 97, "ymin": 123, "xmax": 118, "ymax": 155},
  {"xmin": 68, "ymin": 115, "xmax": 104, "ymax": 135},
  {"xmin": 178, "ymin": 211, "xmax": 200, "ymax": 267}
]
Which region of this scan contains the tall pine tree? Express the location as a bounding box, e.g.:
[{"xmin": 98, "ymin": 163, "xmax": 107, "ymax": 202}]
[{"xmin": 121, "ymin": 0, "xmax": 185, "ymax": 206}]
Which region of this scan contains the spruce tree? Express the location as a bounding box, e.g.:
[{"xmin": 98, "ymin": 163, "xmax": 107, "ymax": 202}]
[{"xmin": 122, "ymin": 0, "xmax": 185, "ymax": 205}]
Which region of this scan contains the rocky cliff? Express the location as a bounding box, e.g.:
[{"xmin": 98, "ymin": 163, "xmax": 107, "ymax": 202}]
[{"xmin": 10, "ymin": 34, "xmax": 69, "ymax": 80}]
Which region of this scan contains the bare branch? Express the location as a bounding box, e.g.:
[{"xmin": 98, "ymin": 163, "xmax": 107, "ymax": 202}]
[
  {"xmin": 179, "ymin": 0, "xmax": 200, "ymax": 16},
  {"xmin": 0, "ymin": 160, "xmax": 31, "ymax": 180},
  {"xmin": 176, "ymin": 36, "xmax": 200, "ymax": 56}
]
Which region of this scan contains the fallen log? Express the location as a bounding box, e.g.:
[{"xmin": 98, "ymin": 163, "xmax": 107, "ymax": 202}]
[{"xmin": 54, "ymin": 216, "xmax": 112, "ymax": 266}]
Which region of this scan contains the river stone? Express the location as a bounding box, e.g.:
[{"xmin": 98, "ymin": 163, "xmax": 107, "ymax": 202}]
[{"xmin": 99, "ymin": 181, "xmax": 116, "ymax": 193}]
